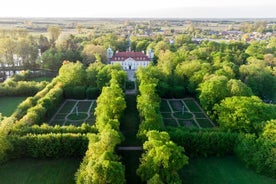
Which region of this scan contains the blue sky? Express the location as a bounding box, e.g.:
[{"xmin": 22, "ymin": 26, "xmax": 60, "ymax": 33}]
[{"xmin": 0, "ymin": 0, "xmax": 275, "ymax": 18}]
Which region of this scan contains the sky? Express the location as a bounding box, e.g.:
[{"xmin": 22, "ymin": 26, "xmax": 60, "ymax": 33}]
[{"xmin": 0, "ymin": 0, "xmax": 275, "ymax": 18}]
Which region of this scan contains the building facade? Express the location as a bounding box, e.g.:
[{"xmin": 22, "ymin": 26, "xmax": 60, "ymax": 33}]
[{"xmin": 107, "ymin": 48, "xmax": 154, "ymax": 70}]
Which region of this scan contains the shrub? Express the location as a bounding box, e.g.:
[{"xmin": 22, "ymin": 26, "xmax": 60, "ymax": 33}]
[
  {"xmin": 167, "ymin": 127, "xmax": 238, "ymax": 158},
  {"xmin": 0, "ymin": 81, "xmax": 47, "ymax": 97},
  {"xmin": 8, "ymin": 133, "xmax": 88, "ymax": 159},
  {"xmin": 234, "ymin": 133, "xmax": 276, "ymax": 178},
  {"xmin": 172, "ymin": 85, "xmax": 185, "ymax": 98},
  {"xmin": 10, "ymin": 123, "xmax": 97, "ymax": 136},
  {"xmin": 86, "ymin": 87, "xmax": 100, "ymax": 99},
  {"xmin": 73, "ymin": 86, "xmax": 86, "ymax": 99}
]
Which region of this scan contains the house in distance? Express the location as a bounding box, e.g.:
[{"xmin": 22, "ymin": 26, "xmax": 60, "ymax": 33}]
[{"xmin": 107, "ymin": 47, "xmax": 154, "ymax": 70}]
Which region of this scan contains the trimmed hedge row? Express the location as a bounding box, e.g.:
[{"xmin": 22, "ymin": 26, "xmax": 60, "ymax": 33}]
[
  {"xmin": 12, "ymin": 80, "xmax": 57, "ymax": 120},
  {"xmin": 235, "ymin": 133, "xmax": 276, "ymax": 178},
  {"xmin": 10, "ymin": 123, "xmax": 98, "ymax": 136},
  {"xmin": 0, "ymin": 80, "xmax": 48, "ymax": 97},
  {"xmin": 7, "ymin": 133, "xmax": 88, "ymax": 159},
  {"xmin": 136, "ymin": 67, "xmax": 163, "ymax": 141},
  {"xmin": 63, "ymin": 86, "xmax": 100, "ymax": 99},
  {"xmin": 167, "ymin": 127, "xmax": 238, "ymax": 158},
  {"xmin": 75, "ymin": 73, "xmax": 126, "ymax": 183},
  {"xmin": 15, "ymin": 84, "xmax": 63, "ymax": 127}
]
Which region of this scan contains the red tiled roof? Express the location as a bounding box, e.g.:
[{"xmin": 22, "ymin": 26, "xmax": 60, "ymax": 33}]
[{"xmin": 111, "ymin": 51, "xmax": 149, "ymax": 61}]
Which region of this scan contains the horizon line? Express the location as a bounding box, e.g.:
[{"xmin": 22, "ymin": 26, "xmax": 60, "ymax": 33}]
[{"xmin": 0, "ymin": 16, "xmax": 275, "ymax": 20}]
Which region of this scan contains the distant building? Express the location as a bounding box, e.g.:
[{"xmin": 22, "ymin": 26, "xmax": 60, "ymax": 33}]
[{"xmin": 107, "ymin": 47, "xmax": 154, "ymax": 70}]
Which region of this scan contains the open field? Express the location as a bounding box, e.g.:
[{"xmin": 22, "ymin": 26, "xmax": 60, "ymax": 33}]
[
  {"xmin": 180, "ymin": 156, "xmax": 276, "ymax": 184},
  {"xmin": 49, "ymin": 99, "xmax": 96, "ymax": 126},
  {"xmin": 0, "ymin": 97, "xmax": 26, "ymax": 117},
  {"xmin": 0, "ymin": 158, "xmax": 81, "ymax": 184},
  {"xmin": 161, "ymin": 98, "xmax": 215, "ymax": 128}
]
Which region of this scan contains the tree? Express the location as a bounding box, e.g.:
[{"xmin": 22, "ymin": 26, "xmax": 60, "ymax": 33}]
[
  {"xmin": 135, "ymin": 40, "xmax": 149, "ymax": 52},
  {"xmin": 174, "ymin": 34, "xmax": 192, "ymax": 48},
  {"xmin": 95, "ymin": 75, "xmax": 126, "ymax": 132},
  {"xmin": 198, "ymin": 75, "xmax": 229, "ymax": 113},
  {"xmin": 47, "ymin": 26, "xmax": 61, "ymax": 47},
  {"xmin": 86, "ymin": 61, "xmax": 104, "ymax": 87},
  {"xmin": 214, "ymin": 96, "xmax": 276, "ymax": 133},
  {"xmin": 154, "ymin": 41, "xmax": 170, "ymax": 56},
  {"xmin": 58, "ymin": 61, "xmax": 86, "ymax": 87},
  {"xmin": 239, "ymin": 61, "xmax": 276, "ymax": 100},
  {"xmin": 137, "ymin": 130, "xmax": 188, "ymax": 183},
  {"xmin": 15, "ymin": 37, "xmax": 38, "ymax": 69},
  {"xmin": 175, "ymin": 60, "xmax": 212, "ymax": 95},
  {"xmin": 38, "ymin": 34, "xmax": 50, "ymax": 52},
  {"xmin": 245, "ymin": 42, "xmax": 267, "ymax": 59},
  {"xmin": 41, "ymin": 48, "xmax": 64, "ymax": 70},
  {"xmin": 157, "ymin": 50, "xmax": 179, "ymax": 77},
  {"xmin": 0, "ymin": 37, "xmax": 16, "ymax": 67},
  {"xmin": 82, "ymin": 43, "xmax": 107, "ymax": 65},
  {"xmin": 227, "ymin": 79, "xmax": 253, "ymax": 97}
]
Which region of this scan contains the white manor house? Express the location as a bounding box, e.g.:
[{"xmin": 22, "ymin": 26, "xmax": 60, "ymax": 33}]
[{"xmin": 107, "ymin": 47, "xmax": 154, "ymax": 70}]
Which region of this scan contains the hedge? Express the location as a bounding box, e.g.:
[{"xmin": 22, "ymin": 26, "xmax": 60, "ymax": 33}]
[
  {"xmin": 15, "ymin": 84, "xmax": 63, "ymax": 127},
  {"xmin": 167, "ymin": 127, "xmax": 238, "ymax": 158},
  {"xmin": 86, "ymin": 87, "xmax": 100, "ymax": 99},
  {"xmin": 234, "ymin": 133, "xmax": 276, "ymax": 178},
  {"xmin": 0, "ymin": 80, "xmax": 48, "ymax": 97},
  {"xmin": 10, "ymin": 123, "xmax": 98, "ymax": 136},
  {"xmin": 7, "ymin": 133, "xmax": 88, "ymax": 159}
]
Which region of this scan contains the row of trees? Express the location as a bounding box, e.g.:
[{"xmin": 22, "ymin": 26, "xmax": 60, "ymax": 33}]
[
  {"xmin": 76, "ymin": 72, "xmax": 126, "ymax": 183},
  {"xmin": 57, "ymin": 61, "xmax": 127, "ymax": 91},
  {"xmin": 136, "ymin": 66, "xmax": 189, "ymax": 183}
]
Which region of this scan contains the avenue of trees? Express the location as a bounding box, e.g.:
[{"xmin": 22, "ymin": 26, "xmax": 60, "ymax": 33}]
[{"xmin": 76, "ymin": 71, "xmax": 126, "ymax": 184}]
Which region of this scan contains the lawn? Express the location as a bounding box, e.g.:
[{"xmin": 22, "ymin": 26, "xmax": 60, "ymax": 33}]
[
  {"xmin": 120, "ymin": 95, "xmax": 141, "ymax": 146},
  {"xmin": 161, "ymin": 98, "xmax": 214, "ymax": 128},
  {"xmin": 180, "ymin": 156, "xmax": 276, "ymax": 184},
  {"xmin": 118, "ymin": 150, "xmax": 143, "ymax": 184},
  {"xmin": 50, "ymin": 99, "xmax": 96, "ymax": 126},
  {"xmin": 0, "ymin": 158, "xmax": 81, "ymax": 184},
  {"xmin": 0, "ymin": 97, "xmax": 26, "ymax": 117}
]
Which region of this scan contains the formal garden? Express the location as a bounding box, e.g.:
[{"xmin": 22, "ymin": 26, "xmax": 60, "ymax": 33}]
[
  {"xmin": 0, "ymin": 35, "xmax": 275, "ymax": 183},
  {"xmin": 49, "ymin": 99, "xmax": 96, "ymax": 126},
  {"xmin": 161, "ymin": 98, "xmax": 215, "ymax": 128}
]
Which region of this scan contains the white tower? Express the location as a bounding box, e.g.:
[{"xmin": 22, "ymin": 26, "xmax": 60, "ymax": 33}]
[
  {"xmin": 147, "ymin": 48, "xmax": 154, "ymax": 61},
  {"xmin": 107, "ymin": 47, "xmax": 113, "ymax": 63}
]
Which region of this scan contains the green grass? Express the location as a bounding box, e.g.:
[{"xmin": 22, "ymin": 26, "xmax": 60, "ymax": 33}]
[
  {"xmin": 118, "ymin": 150, "xmax": 143, "ymax": 184},
  {"xmin": 120, "ymin": 95, "xmax": 141, "ymax": 146},
  {"xmin": 160, "ymin": 100, "xmax": 171, "ymax": 112},
  {"xmin": 50, "ymin": 100, "xmax": 96, "ymax": 126},
  {"xmin": 0, "ymin": 97, "xmax": 26, "ymax": 117},
  {"xmin": 183, "ymin": 99, "xmax": 202, "ymax": 112},
  {"xmin": 67, "ymin": 112, "xmax": 88, "ymax": 121},
  {"xmin": 59, "ymin": 101, "xmax": 76, "ymax": 113},
  {"xmin": 169, "ymin": 100, "xmax": 183, "ymax": 111},
  {"xmin": 163, "ymin": 118, "xmax": 179, "ymax": 127},
  {"xmin": 196, "ymin": 118, "xmax": 214, "ymax": 128},
  {"xmin": 174, "ymin": 112, "xmax": 193, "ymax": 119},
  {"xmin": 0, "ymin": 158, "xmax": 81, "ymax": 184},
  {"xmin": 180, "ymin": 156, "xmax": 276, "ymax": 184}
]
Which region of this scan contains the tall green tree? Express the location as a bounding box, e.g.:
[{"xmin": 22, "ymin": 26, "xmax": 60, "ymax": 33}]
[
  {"xmin": 214, "ymin": 96, "xmax": 276, "ymax": 133},
  {"xmin": 47, "ymin": 26, "xmax": 61, "ymax": 47},
  {"xmin": 198, "ymin": 75, "xmax": 229, "ymax": 113},
  {"xmin": 137, "ymin": 130, "xmax": 188, "ymax": 183},
  {"xmin": 58, "ymin": 61, "xmax": 86, "ymax": 87}
]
